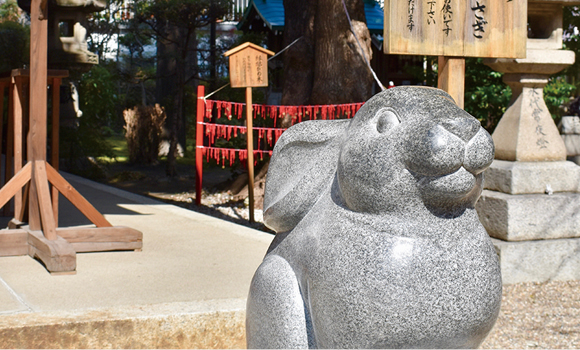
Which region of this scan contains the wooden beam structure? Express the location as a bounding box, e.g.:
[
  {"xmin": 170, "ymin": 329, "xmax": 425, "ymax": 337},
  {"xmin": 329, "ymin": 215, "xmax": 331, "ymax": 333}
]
[
  {"xmin": 437, "ymin": 56, "xmax": 465, "ymax": 109},
  {"xmin": 0, "ymin": 0, "xmax": 142, "ymax": 274}
]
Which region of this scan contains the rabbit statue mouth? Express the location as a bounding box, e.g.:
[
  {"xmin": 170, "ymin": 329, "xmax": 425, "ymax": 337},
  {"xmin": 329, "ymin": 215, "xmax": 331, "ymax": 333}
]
[
  {"xmin": 412, "ymin": 167, "xmax": 484, "ymax": 217},
  {"xmin": 401, "ymin": 120, "xmax": 493, "ymax": 215},
  {"xmin": 413, "ymin": 166, "xmax": 480, "ymax": 199}
]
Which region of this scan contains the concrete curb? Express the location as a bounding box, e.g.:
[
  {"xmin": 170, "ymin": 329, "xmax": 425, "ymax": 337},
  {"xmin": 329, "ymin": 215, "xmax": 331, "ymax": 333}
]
[{"xmin": 0, "ymin": 299, "xmax": 247, "ymax": 349}]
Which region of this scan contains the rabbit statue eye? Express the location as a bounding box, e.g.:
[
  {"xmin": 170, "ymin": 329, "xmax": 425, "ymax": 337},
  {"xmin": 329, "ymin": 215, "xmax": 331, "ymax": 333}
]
[{"xmin": 376, "ymin": 109, "xmax": 400, "ymax": 133}]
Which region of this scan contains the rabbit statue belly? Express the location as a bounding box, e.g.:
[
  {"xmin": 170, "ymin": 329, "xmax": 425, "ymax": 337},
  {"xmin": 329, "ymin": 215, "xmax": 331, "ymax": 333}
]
[{"xmin": 246, "ymin": 87, "xmax": 502, "ymax": 349}]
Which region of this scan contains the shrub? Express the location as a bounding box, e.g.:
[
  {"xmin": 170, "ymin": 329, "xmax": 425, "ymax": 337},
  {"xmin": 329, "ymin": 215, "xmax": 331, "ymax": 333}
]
[{"xmin": 124, "ymin": 104, "xmax": 167, "ymax": 164}]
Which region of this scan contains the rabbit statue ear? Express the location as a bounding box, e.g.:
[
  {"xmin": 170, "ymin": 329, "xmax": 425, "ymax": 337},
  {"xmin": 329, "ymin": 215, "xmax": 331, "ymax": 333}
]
[{"xmin": 264, "ymin": 119, "xmax": 350, "ymax": 233}]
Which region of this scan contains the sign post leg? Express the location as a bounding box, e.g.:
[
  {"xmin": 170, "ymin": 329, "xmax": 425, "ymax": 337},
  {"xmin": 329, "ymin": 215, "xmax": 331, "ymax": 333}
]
[
  {"xmin": 437, "ymin": 56, "xmax": 465, "ymax": 109},
  {"xmin": 245, "ymin": 87, "xmax": 255, "ymax": 223},
  {"xmin": 195, "ymin": 85, "xmax": 205, "ymax": 206}
]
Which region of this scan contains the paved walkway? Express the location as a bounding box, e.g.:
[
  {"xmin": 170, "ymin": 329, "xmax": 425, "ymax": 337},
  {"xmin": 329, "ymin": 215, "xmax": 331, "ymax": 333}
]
[{"xmin": 0, "ymin": 172, "xmax": 273, "ymax": 348}]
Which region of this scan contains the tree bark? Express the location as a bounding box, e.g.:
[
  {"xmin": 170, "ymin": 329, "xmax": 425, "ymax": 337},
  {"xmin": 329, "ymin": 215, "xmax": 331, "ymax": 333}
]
[
  {"xmin": 156, "ymin": 23, "xmax": 183, "ymax": 177},
  {"xmin": 282, "ymin": 0, "xmax": 374, "ymax": 108},
  {"xmin": 281, "ymin": 0, "xmax": 316, "ymax": 106},
  {"xmin": 155, "ymin": 22, "xmax": 178, "ymax": 113}
]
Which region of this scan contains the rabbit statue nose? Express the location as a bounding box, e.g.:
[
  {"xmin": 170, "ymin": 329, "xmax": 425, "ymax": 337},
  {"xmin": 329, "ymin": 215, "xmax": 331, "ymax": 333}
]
[{"xmin": 439, "ymin": 115, "xmax": 481, "ymax": 142}]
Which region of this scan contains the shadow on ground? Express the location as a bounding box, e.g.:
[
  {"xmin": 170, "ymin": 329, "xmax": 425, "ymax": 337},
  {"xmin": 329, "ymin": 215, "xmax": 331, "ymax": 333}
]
[{"xmin": 94, "ymin": 160, "xmax": 274, "ymax": 233}]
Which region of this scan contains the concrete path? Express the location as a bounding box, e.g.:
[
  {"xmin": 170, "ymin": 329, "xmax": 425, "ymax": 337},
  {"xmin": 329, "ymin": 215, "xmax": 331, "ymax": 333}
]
[{"xmin": 0, "ymin": 172, "xmax": 273, "ymax": 348}]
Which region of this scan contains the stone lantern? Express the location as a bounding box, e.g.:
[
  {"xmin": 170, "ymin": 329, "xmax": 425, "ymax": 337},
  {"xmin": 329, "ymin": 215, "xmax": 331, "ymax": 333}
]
[
  {"xmin": 476, "ymin": 0, "xmax": 580, "ymax": 284},
  {"xmin": 483, "ymin": 0, "xmax": 577, "ymax": 162},
  {"xmin": 18, "ymin": 0, "xmax": 106, "ymax": 125},
  {"xmin": 19, "ymin": 0, "xmax": 105, "ymax": 71}
]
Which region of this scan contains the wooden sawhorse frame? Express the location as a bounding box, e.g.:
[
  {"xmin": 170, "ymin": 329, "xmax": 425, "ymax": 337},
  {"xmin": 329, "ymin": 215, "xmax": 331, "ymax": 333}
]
[
  {"xmin": 0, "ymin": 69, "xmax": 142, "ymax": 274},
  {"xmin": 0, "ymin": 69, "xmax": 66, "ymax": 219}
]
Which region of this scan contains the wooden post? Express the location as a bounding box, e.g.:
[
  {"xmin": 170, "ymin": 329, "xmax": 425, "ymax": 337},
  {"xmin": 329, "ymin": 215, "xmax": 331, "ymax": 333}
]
[
  {"xmin": 195, "ymin": 85, "xmax": 205, "ymax": 206},
  {"xmin": 30, "ymin": 0, "xmax": 48, "ymax": 162},
  {"xmin": 51, "ymin": 78, "xmax": 61, "ymax": 224},
  {"xmin": 34, "ymin": 160, "xmax": 57, "ymax": 240},
  {"xmin": 246, "ymin": 87, "xmax": 255, "ymax": 223},
  {"xmin": 0, "ymin": 83, "xmax": 4, "ymax": 212},
  {"xmin": 13, "ymin": 76, "xmax": 24, "ymax": 217},
  {"xmin": 437, "ymin": 56, "xmax": 465, "ymax": 109},
  {"xmin": 29, "ymin": 0, "xmax": 49, "ymax": 232},
  {"xmin": 4, "ymin": 78, "xmax": 14, "ymax": 216}
]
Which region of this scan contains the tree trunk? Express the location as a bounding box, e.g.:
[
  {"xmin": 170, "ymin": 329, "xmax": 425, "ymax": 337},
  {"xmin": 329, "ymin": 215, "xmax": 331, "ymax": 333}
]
[
  {"xmin": 282, "ymin": 0, "xmax": 374, "ymax": 108},
  {"xmin": 166, "ymin": 36, "xmax": 189, "ymax": 177},
  {"xmin": 280, "ymin": 0, "xmax": 316, "ymax": 127},
  {"xmin": 281, "ymin": 0, "xmax": 315, "ymax": 106},
  {"xmin": 156, "ymin": 22, "xmax": 178, "ymax": 113},
  {"xmin": 156, "ymin": 23, "xmax": 193, "ymax": 177}
]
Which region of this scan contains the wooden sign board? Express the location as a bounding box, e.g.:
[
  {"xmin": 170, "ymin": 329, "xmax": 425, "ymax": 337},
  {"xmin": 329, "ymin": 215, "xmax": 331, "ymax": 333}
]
[
  {"xmin": 224, "ymin": 42, "xmax": 274, "ymax": 88},
  {"xmin": 384, "ymin": 0, "xmax": 527, "ymax": 58}
]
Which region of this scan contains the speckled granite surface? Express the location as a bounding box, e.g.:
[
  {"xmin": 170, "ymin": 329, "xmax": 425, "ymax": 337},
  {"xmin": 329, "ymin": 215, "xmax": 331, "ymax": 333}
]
[{"xmin": 247, "ymin": 87, "xmax": 502, "ymax": 349}]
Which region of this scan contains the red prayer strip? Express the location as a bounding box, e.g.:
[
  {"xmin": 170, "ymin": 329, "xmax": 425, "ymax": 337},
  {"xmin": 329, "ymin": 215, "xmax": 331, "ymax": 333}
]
[
  {"xmin": 204, "ymin": 99, "xmax": 364, "ymax": 125},
  {"xmin": 198, "ymin": 99, "xmax": 364, "ymax": 166},
  {"xmin": 199, "ymin": 122, "xmax": 287, "ymax": 147},
  {"xmin": 201, "ymin": 146, "xmax": 274, "ymax": 167}
]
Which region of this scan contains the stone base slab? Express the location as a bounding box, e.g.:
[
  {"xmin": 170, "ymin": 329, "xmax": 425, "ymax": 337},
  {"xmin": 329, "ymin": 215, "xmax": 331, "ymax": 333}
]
[
  {"xmin": 492, "ymin": 237, "xmax": 580, "ymax": 284},
  {"xmin": 476, "ymin": 190, "xmax": 580, "ymax": 241},
  {"xmin": 483, "ymin": 160, "xmax": 580, "ymax": 194},
  {"xmin": 0, "ymin": 300, "xmax": 246, "ymax": 349}
]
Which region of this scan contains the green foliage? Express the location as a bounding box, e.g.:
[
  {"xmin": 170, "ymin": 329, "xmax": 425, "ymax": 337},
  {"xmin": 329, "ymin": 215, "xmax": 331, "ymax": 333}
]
[
  {"xmin": 404, "ymin": 56, "xmax": 438, "ymax": 87},
  {"xmin": 544, "ymin": 76, "xmax": 576, "ymax": 124},
  {"xmin": 59, "ymin": 120, "xmax": 113, "ymax": 179},
  {"xmin": 134, "ymin": 0, "xmax": 231, "ymax": 30},
  {"xmin": 0, "ymin": 0, "xmax": 20, "ymax": 22},
  {"xmin": 79, "ymin": 65, "xmax": 119, "ymax": 127},
  {"xmin": 134, "ymin": 0, "xmax": 234, "ymax": 176},
  {"xmin": 550, "ymin": 6, "xmax": 580, "ymax": 121},
  {"xmin": 87, "ymin": 1, "xmax": 156, "ymax": 115},
  {"xmin": 86, "ymin": 0, "xmax": 129, "ymax": 61},
  {"xmin": 117, "ymin": 22, "xmax": 156, "ymax": 111},
  {"xmin": 0, "ymin": 20, "xmax": 28, "ymax": 72},
  {"xmin": 102, "ymin": 134, "xmax": 129, "ymax": 162},
  {"xmin": 464, "ymin": 58, "xmax": 511, "ymax": 133},
  {"xmin": 60, "ymin": 66, "xmax": 118, "ymax": 177},
  {"xmin": 118, "ymin": 24, "xmax": 153, "ymax": 59},
  {"xmin": 563, "ymin": 7, "xmax": 580, "ymax": 90}
]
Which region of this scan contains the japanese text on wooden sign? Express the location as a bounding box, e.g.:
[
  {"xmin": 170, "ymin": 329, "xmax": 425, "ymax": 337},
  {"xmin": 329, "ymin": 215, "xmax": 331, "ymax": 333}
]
[
  {"xmin": 227, "ymin": 48, "xmax": 268, "ymax": 88},
  {"xmin": 384, "ymin": 0, "xmax": 527, "ymax": 58}
]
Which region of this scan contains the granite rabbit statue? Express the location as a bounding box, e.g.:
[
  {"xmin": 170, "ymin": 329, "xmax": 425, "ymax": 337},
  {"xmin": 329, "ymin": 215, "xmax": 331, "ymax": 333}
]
[{"xmin": 246, "ymin": 86, "xmax": 502, "ymax": 349}]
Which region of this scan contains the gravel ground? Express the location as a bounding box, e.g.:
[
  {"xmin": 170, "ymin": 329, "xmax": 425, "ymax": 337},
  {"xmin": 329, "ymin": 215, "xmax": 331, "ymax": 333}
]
[
  {"xmin": 481, "ymin": 281, "xmax": 580, "ymax": 349},
  {"xmin": 135, "ymin": 183, "xmax": 580, "ymax": 350}
]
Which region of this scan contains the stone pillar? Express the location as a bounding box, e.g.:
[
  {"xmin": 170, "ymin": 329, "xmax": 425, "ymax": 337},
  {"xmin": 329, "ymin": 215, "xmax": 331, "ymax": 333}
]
[{"xmin": 476, "ymin": 0, "xmax": 580, "ymax": 284}]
